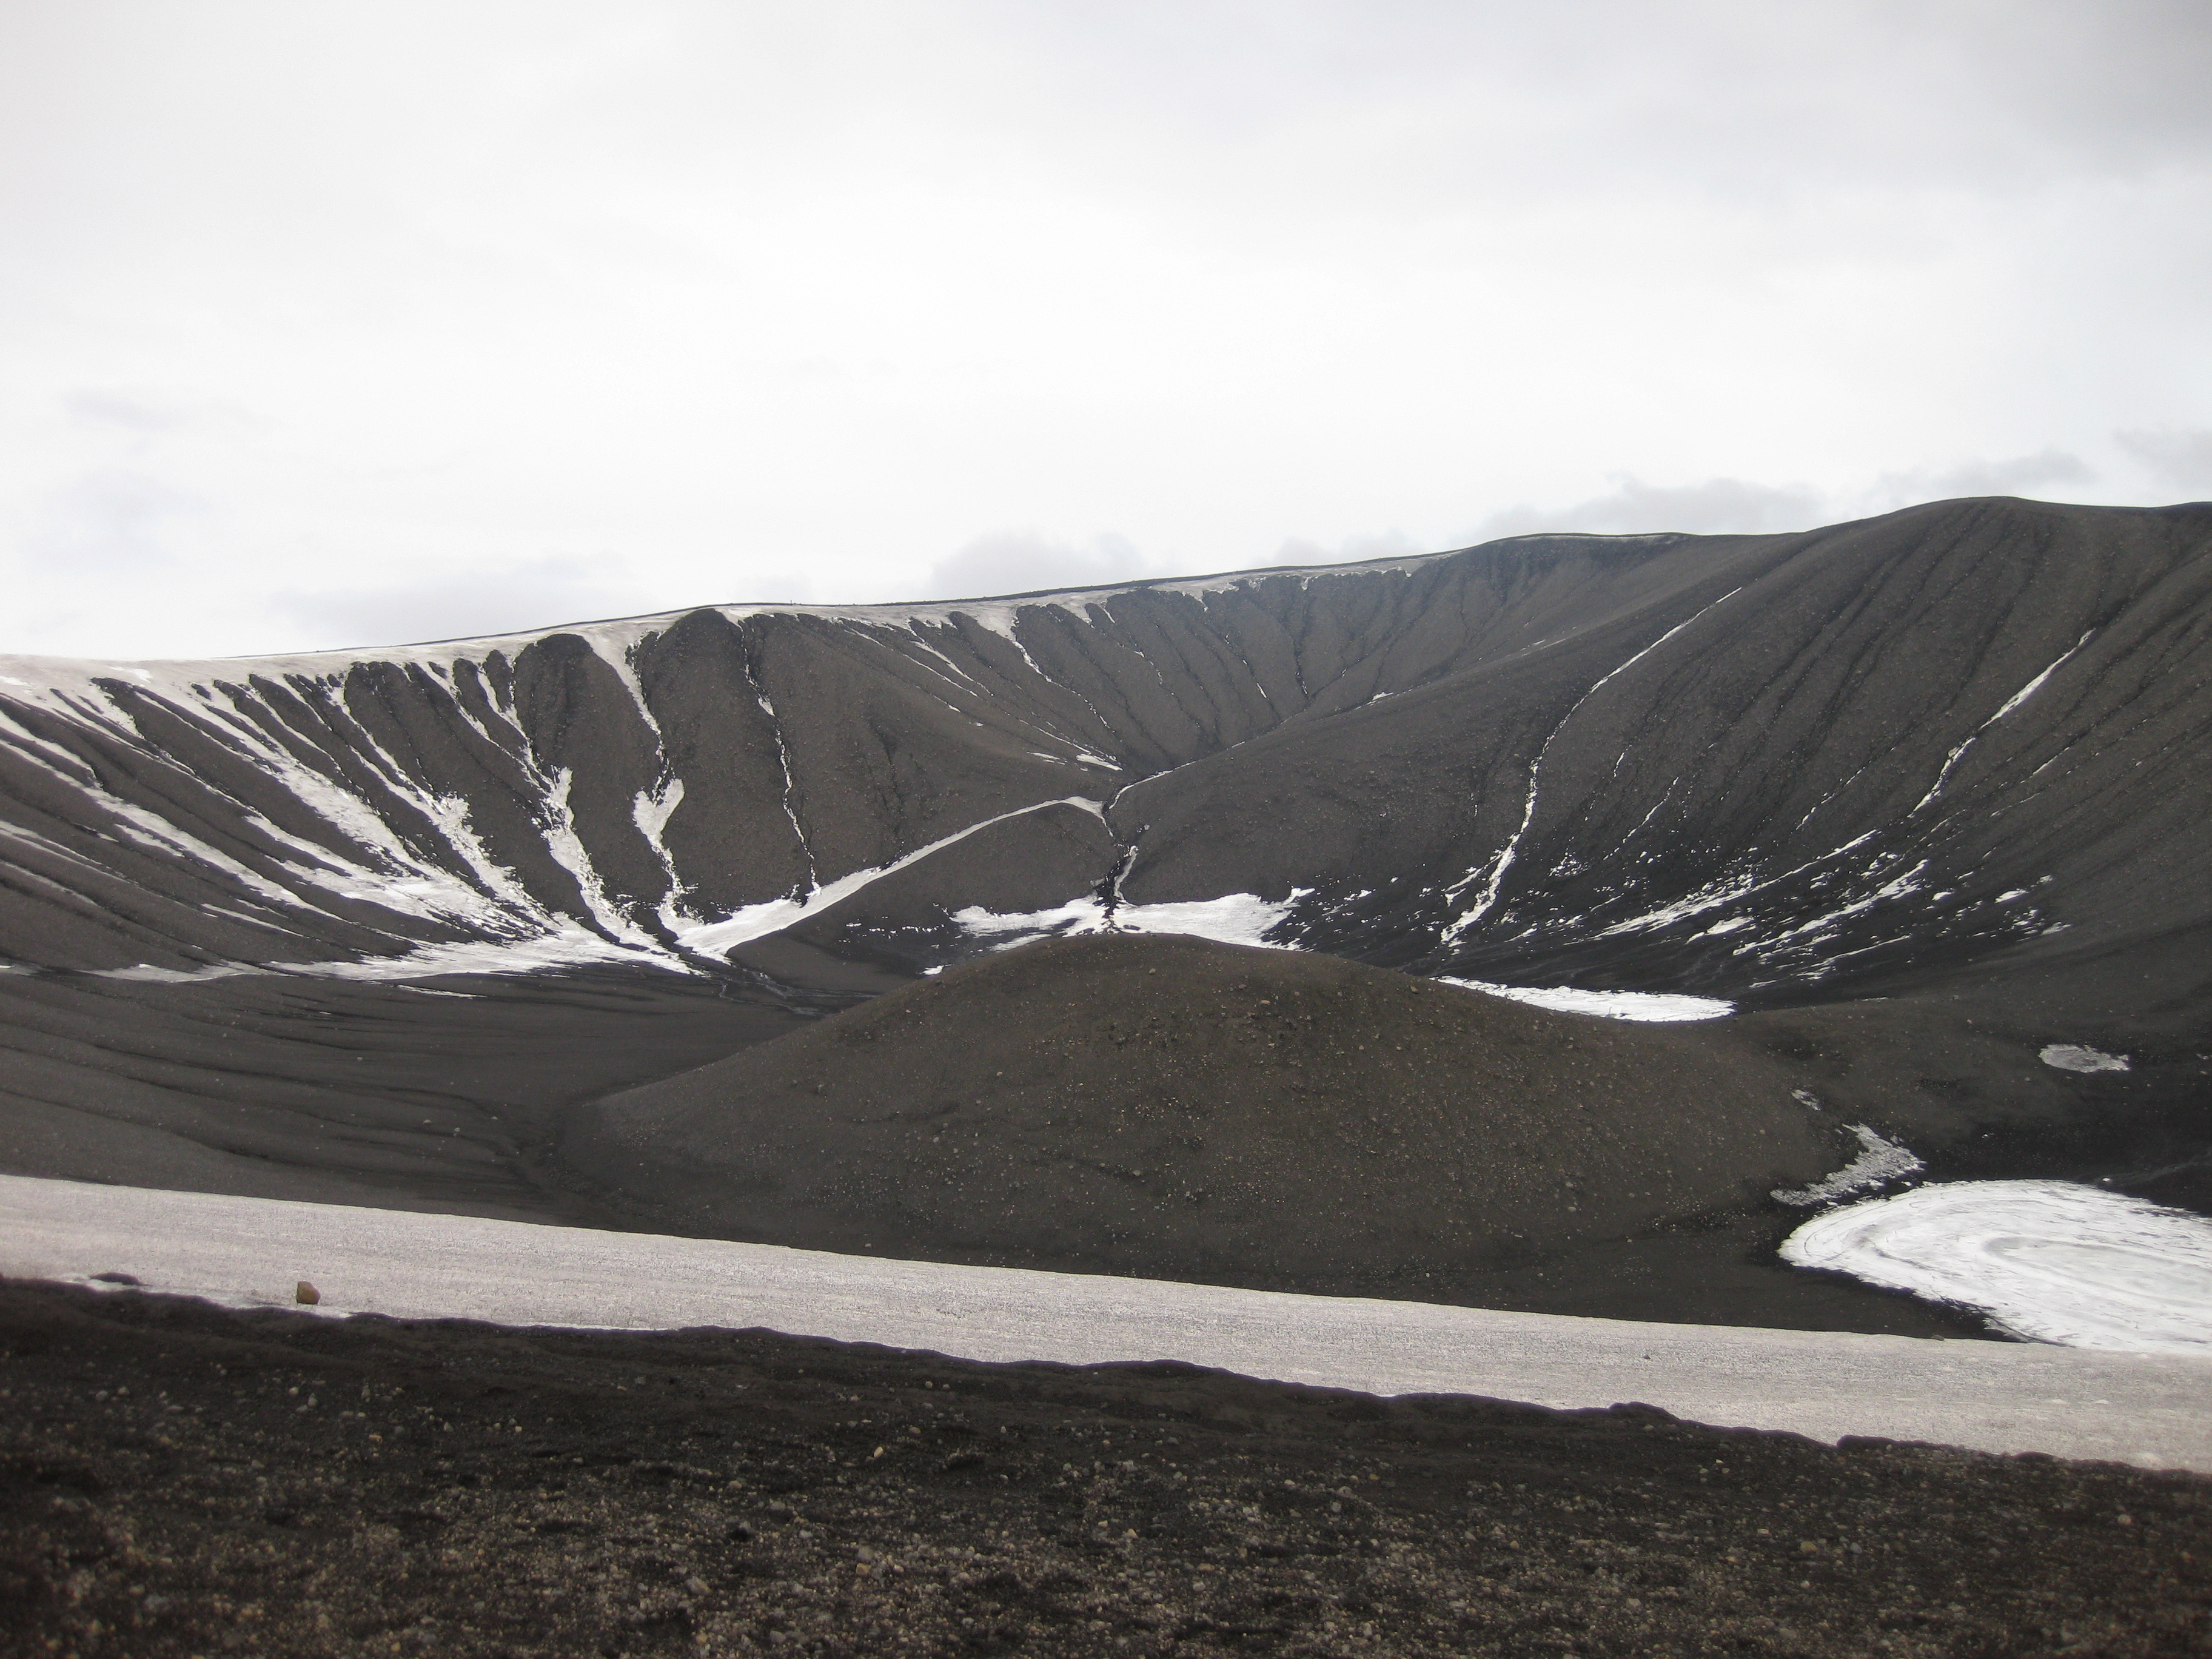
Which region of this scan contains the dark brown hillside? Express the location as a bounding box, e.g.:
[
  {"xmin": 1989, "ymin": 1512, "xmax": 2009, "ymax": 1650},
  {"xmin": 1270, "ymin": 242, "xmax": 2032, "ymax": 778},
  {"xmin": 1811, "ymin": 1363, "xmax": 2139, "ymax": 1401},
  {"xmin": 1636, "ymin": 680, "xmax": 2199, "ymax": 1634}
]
[
  {"xmin": 558, "ymin": 934, "xmax": 1872, "ymax": 1313},
  {"xmin": 11, "ymin": 1280, "xmax": 2206, "ymax": 1659},
  {"xmin": 1114, "ymin": 498, "xmax": 2212, "ymax": 1004},
  {"xmin": 2, "ymin": 497, "xmax": 2207, "ymax": 1326}
]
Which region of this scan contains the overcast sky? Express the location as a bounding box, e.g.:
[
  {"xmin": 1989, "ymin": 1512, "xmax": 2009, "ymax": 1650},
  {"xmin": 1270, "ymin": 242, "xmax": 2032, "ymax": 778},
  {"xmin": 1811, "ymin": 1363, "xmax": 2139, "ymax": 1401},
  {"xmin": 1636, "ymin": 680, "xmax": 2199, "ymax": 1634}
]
[{"xmin": 5, "ymin": 1, "xmax": 2210, "ymax": 660}]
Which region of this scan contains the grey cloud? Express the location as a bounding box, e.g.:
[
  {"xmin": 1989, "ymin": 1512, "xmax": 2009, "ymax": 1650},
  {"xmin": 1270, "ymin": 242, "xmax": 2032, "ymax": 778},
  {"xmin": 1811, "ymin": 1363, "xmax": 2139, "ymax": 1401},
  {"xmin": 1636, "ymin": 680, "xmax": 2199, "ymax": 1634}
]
[
  {"xmin": 923, "ymin": 531, "xmax": 1155, "ymax": 601},
  {"xmin": 269, "ymin": 558, "xmax": 648, "ymax": 652},
  {"xmin": 1018, "ymin": 1, "xmax": 2212, "ymax": 216},
  {"xmin": 1472, "ymin": 477, "xmax": 1824, "ymax": 540},
  {"xmin": 2116, "ymin": 429, "xmax": 2212, "ymax": 497},
  {"xmin": 1470, "ymin": 454, "xmax": 2102, "ymax": 546},
  {"xmin": 1866, "ymin": 450, "xmax": 2095, "ymax": 512}
]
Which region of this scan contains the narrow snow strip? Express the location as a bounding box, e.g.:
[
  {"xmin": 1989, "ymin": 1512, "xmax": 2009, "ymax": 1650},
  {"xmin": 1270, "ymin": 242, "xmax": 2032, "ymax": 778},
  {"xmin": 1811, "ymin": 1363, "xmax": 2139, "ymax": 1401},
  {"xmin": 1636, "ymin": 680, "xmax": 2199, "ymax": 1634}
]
[
  {"xmin": 1987, "ymin": 631, "xmax": 2094, "ymax": 725},
  {"xmin": 92, "ymin": 930, "xmax": 673, "ymax": 985},
  {"xmin": 748, "ymin": 688, "xmax": 814, "ymax": 893},
  {"xmin": 299, "ymin": 933, "xmax": 667, "ymax": 980},
  {"xmin": 634, "ymin": 777, "xmax": 691, "ymax": 930},
  {"xmin": 1436, "ymin": 979, "xmax": 1733, "ymax": 1022},
  {"xmin": 1589, "ymin": 828, "xmax": 1883, "ymax": 942},
  {"xmin": 89, "ymin": 797, "xmax": 1116, "ymax": 984},
  {"xmin": 538, "ymin": 767, "xmax": 659, "ymax": 948},
  {"xmin": 1781, "ymin": 1181, "xmax": 2212, "ymax": 1356},
  {"xmin": 1772, "ymin": 1125, "xmax": 1925, "ymax": 1207},
  {"xmin": 1908, "ymin": 739, "xmax": 1977, "ymax": 816},
  {"xmin": 951, "ymin": 897, "xmax": 1107, "ymax": 942},
  {"xmin": 3, "ymin": 1176, "xmax": 2207, "ymax": 1469},
  {"xmin": 93, "ymin": 962, "xmax": 263, "ymax": 984}
]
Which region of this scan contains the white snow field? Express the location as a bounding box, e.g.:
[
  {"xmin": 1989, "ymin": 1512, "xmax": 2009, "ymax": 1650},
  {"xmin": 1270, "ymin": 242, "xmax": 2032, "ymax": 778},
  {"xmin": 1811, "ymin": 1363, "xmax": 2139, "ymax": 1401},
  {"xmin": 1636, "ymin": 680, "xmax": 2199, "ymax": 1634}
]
[
  {"xmin": 2040, "ymin": 1044, "xmax": 2131, "ymax": 1074},
  {"xmin": 1771, "ymin": 1124, "xmax": 1926, "ymax": 1207},
  {"xmin": 951, "ymin": 891, "xmax": 1302, "ymax": 952},
  {"xmin": 1435, "ymin": 977, "xmax": 1735, "ymax": 1022},
  {"xmin": 1782, "ymin": 1181, "xmax": 2212, "ymax": 1356},
  {"xmin": 4, "ymin": 1175, "xmax": 2208, "ymax": 1472}
]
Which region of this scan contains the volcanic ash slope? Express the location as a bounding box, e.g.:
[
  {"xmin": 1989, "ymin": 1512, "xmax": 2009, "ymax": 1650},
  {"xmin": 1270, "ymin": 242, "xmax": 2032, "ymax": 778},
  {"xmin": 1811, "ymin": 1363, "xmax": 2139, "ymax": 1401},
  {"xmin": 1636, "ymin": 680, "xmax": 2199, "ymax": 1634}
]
[{"xmin": 560, "ymin": 933, "xmax": 1848, "ymax": 1295}]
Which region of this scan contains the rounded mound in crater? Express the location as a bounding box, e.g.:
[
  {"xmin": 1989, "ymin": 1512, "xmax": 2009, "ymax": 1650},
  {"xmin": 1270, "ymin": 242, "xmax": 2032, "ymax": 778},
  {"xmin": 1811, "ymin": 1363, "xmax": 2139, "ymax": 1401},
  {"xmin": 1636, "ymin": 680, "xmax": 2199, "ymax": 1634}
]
[{"xmin": 559, "ymin": 933, "xmax": 1848, "ymax": 1296}]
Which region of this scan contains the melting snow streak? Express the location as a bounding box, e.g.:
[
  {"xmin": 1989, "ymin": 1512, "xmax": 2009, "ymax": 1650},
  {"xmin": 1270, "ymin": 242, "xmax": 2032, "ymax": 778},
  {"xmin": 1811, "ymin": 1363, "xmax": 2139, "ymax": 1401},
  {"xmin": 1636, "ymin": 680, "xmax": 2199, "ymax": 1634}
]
[{"xmin": 1443, "ymin": 589, "xmax": 1738, "ymax": 942}]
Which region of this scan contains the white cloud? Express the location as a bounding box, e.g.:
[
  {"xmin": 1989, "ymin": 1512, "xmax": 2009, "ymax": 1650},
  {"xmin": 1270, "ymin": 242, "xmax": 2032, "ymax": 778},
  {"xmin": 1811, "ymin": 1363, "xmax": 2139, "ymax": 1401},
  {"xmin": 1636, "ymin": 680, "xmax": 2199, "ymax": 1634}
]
[
  {"xmin": 2116, "ymin": 429, "xmax": 2212, "ymax": 498},
  {"xmin": 1456, "ymin": 451, "xmax": 2114, "ymax": 544},
  {"xmin": 1472, "ymin": 477, "xmax": 1825, "ymax": 540},
  {"xmin": 922, "ymin": 532, "xmax": 1156, "ymax": 600},
  {"xmin": 0, "ymin": 2, "xmax": 2206, "ymax": 655},
  {"xmin": 267, "ymin": 557, "xmax": 650, "ymax": 651},
  {"xmin": 24, "ymin": 468, "xmax": 207, "ymax": 572}
]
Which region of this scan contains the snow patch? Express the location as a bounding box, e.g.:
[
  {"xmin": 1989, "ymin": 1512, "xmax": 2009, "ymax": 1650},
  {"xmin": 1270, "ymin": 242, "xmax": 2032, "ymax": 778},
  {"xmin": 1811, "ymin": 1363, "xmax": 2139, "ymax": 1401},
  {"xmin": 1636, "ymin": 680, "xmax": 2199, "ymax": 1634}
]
[
  {"xmin": 1772, "ymin": 1124, "xmax": 1925, "ymax": 1207},
  {"xmin": 2042, "ymin": 1044, "xmax": 2131, "ymax": 1074},
  {"xmin": 12, "ymin": 1171, "xmax": 2212, "ymax": 1468},
  {"xmin": 69, "ymin": 795, "xmax": 1118, "ymax": 984},
  {"xmin": 93, "ymin": 930, "xmax": 673, "ymax": 985},
  {"xmin": 954, "ymin": 891, "xmax": 1305, "ymax": 953},
  {"xmin": 1119, "ymin": 893, "xmax": 1304, "ymax": 948},
  {"xmin": 1781, "ymin": 1181, "xmax": 2212, "ymax": 1354},
  {"xmin": 1435, "ymin": 979, "xmax": 1733, "ymax": 1022},
  {"xmin": 953, "ymin": 897, "xmax": 1105, "ymax": 943}
]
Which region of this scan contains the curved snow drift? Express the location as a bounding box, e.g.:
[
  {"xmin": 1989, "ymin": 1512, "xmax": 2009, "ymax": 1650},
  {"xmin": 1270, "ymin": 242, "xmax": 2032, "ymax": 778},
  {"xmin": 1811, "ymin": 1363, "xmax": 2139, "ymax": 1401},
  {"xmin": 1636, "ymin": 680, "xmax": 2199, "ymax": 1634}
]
[{"xmin": 1781, "ymin": 1181, "xmax": 2212, "ymax": 1355}]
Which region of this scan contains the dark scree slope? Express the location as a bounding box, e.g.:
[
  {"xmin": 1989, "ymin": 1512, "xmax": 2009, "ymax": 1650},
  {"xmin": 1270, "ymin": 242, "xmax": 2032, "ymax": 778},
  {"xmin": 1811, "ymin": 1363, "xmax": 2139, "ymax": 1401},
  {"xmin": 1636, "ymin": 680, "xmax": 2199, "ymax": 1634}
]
[
  {"xmin": 1, "ymin": 495, "xmax": 2208, "ymax": 1322},
  {"xmin": 558, "ymin": 933, "xmax": 1936, "ymax": 1327},
  {"xmin": 0, "ymin": 497, "xmax": 2206, "ymax": 1011}
]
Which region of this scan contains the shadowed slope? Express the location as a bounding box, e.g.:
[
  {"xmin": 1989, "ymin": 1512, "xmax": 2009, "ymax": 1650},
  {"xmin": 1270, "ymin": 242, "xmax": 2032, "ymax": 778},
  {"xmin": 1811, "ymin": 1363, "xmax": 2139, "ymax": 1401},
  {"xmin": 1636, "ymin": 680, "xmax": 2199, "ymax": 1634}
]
[
  {"xmin": 2, "ymin": 498, "xmax": 2207, "ymax": 1021},
  {"xmin": 1112, "ymin": 498, "xmax": 2212, "ymax": 1005},
  {"xmin": 559, "ymin": 934, "xmax": 1867, "ymax": 1308},
  {"xmin": 0, "ymin": 964, "xmax": 809, "ymax": 1221},
  {"xmin": 2, "ymin": 498, "xmax": 2208, "ymax": 1327}
]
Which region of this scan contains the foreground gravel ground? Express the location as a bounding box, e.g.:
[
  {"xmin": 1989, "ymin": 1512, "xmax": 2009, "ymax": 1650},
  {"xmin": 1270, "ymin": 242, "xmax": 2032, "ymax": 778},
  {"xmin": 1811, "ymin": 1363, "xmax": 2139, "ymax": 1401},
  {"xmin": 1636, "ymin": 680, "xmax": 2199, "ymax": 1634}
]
[{"xmin": 3, "ymin": 1281, "xmax": 2208, "ymax": 1658}]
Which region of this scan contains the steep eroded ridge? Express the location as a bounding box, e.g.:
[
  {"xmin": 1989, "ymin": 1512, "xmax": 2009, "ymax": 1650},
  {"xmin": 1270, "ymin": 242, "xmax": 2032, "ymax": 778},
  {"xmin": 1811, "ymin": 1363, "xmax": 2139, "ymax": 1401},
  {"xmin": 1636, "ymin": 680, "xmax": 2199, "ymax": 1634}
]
[
  {"xmin": 0, "ymin": 496, "xmax": 2207, "ymax": 1018},
  {"xmin": 1110, "ymin": 497, "xmax": 2212, "ymax": 1004},
  {"xmin": 4, "ymin": 496, "xmax": 2211, "ymax": 1319},
  {"xmin": 0, "ymin": 527, "xmax": 1749, "ymax": 979}
]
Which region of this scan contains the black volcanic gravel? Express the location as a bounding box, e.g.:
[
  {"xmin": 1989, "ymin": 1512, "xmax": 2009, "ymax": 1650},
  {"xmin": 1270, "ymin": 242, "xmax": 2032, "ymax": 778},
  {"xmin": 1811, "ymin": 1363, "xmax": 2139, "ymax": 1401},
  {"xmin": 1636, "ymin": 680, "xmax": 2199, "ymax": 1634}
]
[
  {"xmin": 4, "ymin": 1281, "xmax": 2208, "ymax": 1658},
  {"xmin": 563, "ymin": 936, "xmax": 1849, "ymax": 1299}
]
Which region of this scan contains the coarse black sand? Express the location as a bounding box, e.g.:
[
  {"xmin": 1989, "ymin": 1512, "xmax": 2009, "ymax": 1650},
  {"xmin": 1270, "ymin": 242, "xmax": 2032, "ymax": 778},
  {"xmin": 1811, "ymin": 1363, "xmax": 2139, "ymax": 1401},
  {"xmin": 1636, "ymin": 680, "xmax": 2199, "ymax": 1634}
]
[
  {"xmin": 5, "ymin": 1280, "xmax": 2207, "ymax": 1658},
  {"xmin": 557, "ymin": 934, "xmax": 1983, "ymax": 1336}
]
